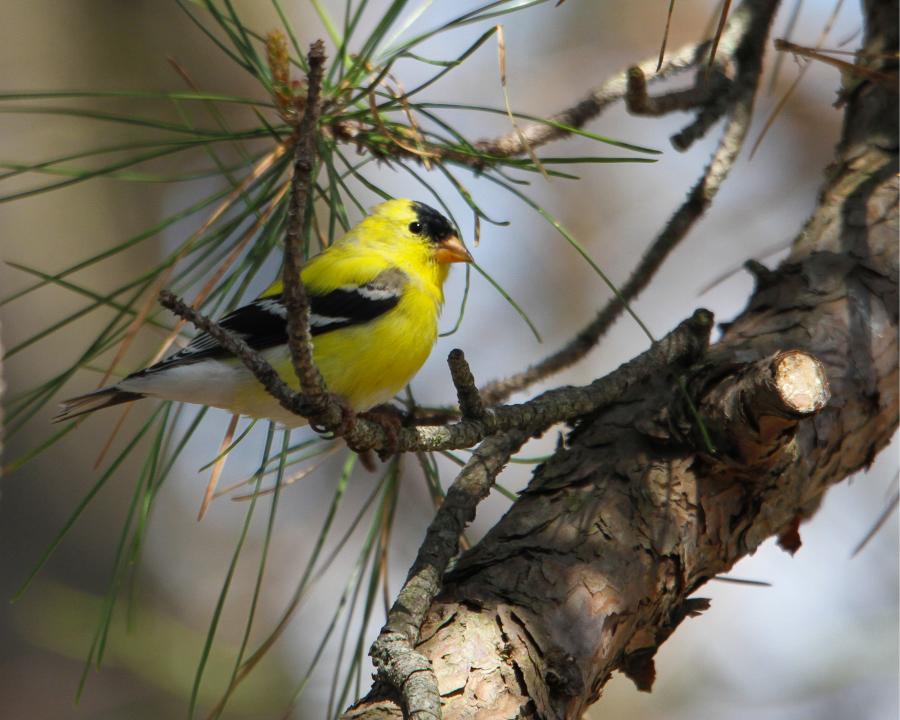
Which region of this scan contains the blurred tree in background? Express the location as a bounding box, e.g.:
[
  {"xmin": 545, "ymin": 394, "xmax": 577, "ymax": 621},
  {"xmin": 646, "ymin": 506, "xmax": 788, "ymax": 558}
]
[{"xmin": 0, "ymin": 1, "xmax": 896, "ymax": 719}]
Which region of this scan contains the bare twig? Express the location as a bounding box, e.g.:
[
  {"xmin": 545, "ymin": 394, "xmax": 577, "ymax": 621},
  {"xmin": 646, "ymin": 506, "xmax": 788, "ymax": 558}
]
[
  {"xmin": 158, "ymin": 290, "xmax": 311, "ymax": 418},
  {"xmin": 355, "ymin": 309, "xmax": 713, "ymax": 453},
  {"xmin": 162, "ymin": 42, "xmax": 354, "ymax": 438},
  {"xmin": 282, "ymin": 40, "xmax": 330, "ymax": 417},
  {"xmin": 159, "ymin": 42, "xmax": 353, "ymax": 438},
  {"xmin": 447, "ymin": 349, "xmax": 485, "ymax": 420},
  {"xmin": 624, "ymin": 60, "xmax": 735, "ymax": 151},
  {"xmin": 472, "ymin": 38, "xmax": 714, "ymax": 160},
  {"xmin": 625, "ymin": 65, "xmax": 722, "ymax": 117},
  {"xmin": 480, "ymin": 0, "xmax": 778, "ymax": 406}
]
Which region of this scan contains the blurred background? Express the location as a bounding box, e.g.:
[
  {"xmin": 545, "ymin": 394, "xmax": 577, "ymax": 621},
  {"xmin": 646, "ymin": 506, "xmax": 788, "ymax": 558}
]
[{"xmin": 1, "ymin": 1, "xmax": 896, "ymax": 719}]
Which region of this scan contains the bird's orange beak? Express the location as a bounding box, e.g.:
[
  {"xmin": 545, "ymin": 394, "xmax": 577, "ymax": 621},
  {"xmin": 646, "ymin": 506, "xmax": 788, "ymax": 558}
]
[{"xmin": 435, "ymin": 234, "xmax": 473, "ymax": 264}]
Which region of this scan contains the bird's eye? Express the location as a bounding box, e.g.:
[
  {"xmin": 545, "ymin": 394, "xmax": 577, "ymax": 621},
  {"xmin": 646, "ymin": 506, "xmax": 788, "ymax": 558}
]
[{"xmin": 408, "ymin": 221, "xmax": 422, "ymax": 235}]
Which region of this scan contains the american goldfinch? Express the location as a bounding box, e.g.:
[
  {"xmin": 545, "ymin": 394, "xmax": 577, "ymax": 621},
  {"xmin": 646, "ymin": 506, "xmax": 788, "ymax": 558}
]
[{"xmin": 55, "ymin": 199, "xmax": 472, "ymax": 426}]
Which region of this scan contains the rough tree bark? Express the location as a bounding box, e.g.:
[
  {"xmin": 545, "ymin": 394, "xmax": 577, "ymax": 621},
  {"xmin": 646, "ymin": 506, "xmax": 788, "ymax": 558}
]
[{"xmin": 345, "ymin": 0, "xmax": 898, "ymax": 717}]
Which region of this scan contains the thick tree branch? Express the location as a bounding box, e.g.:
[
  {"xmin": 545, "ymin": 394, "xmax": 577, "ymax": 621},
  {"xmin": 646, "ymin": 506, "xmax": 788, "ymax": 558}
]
[
  {"xmin": 370, "ymin": 430, "xmax": 529, "ymax": 720},
  {"xmin": 344, "ymin": 0, "xmax": 899, "ymax": 716}
]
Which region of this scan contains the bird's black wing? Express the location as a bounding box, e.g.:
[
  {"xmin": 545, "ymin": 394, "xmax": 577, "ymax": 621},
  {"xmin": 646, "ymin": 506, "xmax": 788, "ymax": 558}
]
[{"xmin": 134, "ymin": 269, "xmax": 408, "ymax": 376}]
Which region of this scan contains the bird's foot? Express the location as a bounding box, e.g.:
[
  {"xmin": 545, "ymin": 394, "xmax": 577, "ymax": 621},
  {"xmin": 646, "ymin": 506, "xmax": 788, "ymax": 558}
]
[
  {"xmin": 310, "ymin": 393, "xmax": 357, "ymax": 437},
  {"xmin": 359, "ymin": 404, "xmax": 406, "ymax": 459}
]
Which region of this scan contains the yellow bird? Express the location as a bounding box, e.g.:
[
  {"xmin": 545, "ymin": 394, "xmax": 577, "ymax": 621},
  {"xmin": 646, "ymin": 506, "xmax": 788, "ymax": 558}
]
[{"xmin": 55, "ymin": 199, "xmax": 472, "ymax": 426}]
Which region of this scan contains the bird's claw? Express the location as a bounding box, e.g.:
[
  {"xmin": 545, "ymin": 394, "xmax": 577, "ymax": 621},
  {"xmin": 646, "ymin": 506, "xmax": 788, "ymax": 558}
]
[
  {"xmin": 310, "ymin": 393, "xmax": 356, "ymax": 437},
  {"xmin": 359, "ymin": 404, "xmax": 406, "ymax": 459}
]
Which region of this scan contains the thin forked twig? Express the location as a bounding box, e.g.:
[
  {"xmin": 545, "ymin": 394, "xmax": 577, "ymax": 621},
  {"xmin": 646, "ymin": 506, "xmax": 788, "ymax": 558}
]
[
  {"xmin": 479, "ymin": 0, "xmax": 779, "ymax": 406},
  {"xmin": 472, "ymin": 35, "xmax": 714, "ymax": 159},
  {"xmin": 624, "ymin": 65, "xmax": 720, "ymax": 117}
]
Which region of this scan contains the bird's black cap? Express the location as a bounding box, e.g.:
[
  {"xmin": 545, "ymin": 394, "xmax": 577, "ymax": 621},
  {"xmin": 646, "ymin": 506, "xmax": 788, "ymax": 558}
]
[{"xmin": 411, "ymin": 201, "xmax": 456, "ymax": 244}]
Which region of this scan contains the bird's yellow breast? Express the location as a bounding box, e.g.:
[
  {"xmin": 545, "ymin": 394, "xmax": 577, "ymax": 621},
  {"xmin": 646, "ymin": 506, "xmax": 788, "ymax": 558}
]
[{"xmin": 266, "ymin": 268, "xmax": 444, "ymax": 411}]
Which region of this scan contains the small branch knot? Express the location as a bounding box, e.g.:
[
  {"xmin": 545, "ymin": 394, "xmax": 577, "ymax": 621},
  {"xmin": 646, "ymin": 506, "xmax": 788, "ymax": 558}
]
[
  {"xmin": 687, "ymin": 349, "xmax": 830, "ymax": 467},
  {"xmin": 773, "ymin": 351, "xmax": 830, "ymax": 415}
]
